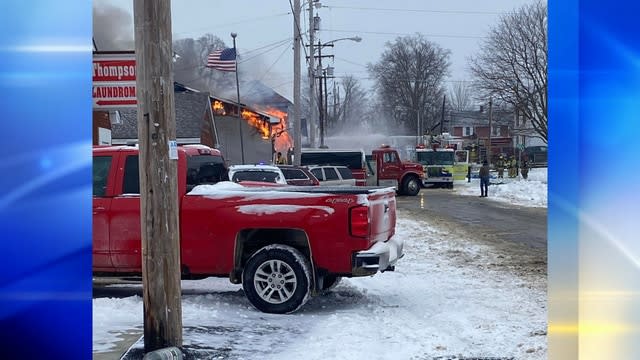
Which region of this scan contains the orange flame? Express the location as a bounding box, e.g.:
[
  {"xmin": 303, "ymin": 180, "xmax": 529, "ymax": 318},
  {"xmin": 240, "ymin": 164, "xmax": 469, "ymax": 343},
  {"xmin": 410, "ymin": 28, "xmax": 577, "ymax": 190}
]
[
  {"xmin": 241, "ymin": 109, "xmax": 270, "ymax": 139},
  {"xmin": 212, "ymin": 100, "xmax": 226, "ymax": 115},
  {"xmin": 257, "ymin": 107, "xmax": 292, "ymax": 153}
]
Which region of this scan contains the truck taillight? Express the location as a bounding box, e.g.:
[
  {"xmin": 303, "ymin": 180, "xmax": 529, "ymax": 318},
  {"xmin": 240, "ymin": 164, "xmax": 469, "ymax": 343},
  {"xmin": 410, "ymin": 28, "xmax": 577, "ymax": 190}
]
[{"xmin": 349, "ymin": 206, "xmax": 370, "ymax": 238}]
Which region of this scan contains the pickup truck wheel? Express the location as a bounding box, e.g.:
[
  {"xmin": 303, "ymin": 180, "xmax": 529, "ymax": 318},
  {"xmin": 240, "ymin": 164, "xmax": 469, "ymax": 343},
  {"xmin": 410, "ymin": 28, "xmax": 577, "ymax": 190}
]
[
  {"xmin": 242, "ymin": 245, "xmax": 311, "ymax": 314},
  {"xmin": 402, "ymin": 176, "xmax": 420, "ymax": 196}
]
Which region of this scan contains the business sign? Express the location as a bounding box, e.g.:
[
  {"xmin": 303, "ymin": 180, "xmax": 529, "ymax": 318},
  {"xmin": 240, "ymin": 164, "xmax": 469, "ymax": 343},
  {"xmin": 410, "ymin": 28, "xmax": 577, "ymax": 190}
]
[{"xmin": 93, "ymin": 52, "xmax": 137, "ymax": 109}]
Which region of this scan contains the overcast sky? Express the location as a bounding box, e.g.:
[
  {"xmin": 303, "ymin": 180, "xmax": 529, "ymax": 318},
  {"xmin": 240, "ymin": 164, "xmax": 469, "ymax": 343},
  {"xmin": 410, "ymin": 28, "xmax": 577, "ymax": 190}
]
[{"xmin": 98, "ymin": 0, "xmax": 538, "ymax": 99}]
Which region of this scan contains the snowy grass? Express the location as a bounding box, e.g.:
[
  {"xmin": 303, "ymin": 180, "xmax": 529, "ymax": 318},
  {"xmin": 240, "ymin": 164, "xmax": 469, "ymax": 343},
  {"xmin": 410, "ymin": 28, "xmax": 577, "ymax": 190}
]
[{"xmin": 455, "ymin": 168, "xmax": 547, "ymax": 208}]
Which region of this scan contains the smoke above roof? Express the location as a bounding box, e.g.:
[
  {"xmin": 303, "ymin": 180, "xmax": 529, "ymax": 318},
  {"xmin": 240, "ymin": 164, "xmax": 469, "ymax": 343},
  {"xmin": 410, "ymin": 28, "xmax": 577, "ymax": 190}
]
[{"xmin": 93, "ymin": 3, "xmax": 134, "ymax": 51}]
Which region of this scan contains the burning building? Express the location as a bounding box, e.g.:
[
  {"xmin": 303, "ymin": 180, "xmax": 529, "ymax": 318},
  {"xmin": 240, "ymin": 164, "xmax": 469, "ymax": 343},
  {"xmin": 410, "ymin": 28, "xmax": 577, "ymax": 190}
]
[
  {"xmin": 243, "ymin": 80, "xmax": 294, "ymax": 155},
  {"xmin": 210, "ymin": 96, "xmax": 279, "ymax": 165}
]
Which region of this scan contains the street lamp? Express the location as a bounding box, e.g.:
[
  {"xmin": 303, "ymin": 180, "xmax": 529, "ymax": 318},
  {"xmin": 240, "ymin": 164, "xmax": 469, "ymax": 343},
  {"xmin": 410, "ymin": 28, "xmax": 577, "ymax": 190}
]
[{"xmin": 315, "ymin": 36, "xmax": 362, "ymax": 148}]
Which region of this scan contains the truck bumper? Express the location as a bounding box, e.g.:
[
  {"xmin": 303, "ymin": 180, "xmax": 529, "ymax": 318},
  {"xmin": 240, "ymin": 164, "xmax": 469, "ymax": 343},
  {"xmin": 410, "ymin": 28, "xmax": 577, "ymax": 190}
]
[
  {"xmin": 353, "ymin": 236, "xmax": 404, "ymax": 275},
  {"xmin": 422, "ymin": 177, "xmax": 453, "ymax": 186}
]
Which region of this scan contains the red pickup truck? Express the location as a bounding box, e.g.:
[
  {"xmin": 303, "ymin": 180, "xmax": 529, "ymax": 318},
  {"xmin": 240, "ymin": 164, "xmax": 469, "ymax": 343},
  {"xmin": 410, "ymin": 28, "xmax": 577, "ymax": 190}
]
[{"xmin": 93, "ymin": 144, "xmax": 403, "ymax": 313}]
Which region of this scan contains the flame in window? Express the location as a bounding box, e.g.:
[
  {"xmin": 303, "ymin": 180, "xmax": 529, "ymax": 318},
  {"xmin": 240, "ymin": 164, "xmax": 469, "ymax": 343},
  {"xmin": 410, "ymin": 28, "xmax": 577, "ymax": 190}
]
[
  {"xmin": 241, "ymin": 109, "xmax": 270, "ymax": 139},
  {"xmin": 257, "ymin": 107, "xmax": 292, "ymax": 153},
  {"xmin": 212, "ymin": 100, "xmax": 226, "ymax": 115}
]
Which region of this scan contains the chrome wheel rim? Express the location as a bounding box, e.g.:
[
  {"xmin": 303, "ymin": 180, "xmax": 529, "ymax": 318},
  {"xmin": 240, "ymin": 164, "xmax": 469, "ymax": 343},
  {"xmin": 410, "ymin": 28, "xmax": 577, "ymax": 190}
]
[
  {"xmin": 253, "ymin": 259, "xmax": 297, "ymax": 304},
  {"xmin": 408, "ymin": 179, "xmax": 419, "ymax": 193}
]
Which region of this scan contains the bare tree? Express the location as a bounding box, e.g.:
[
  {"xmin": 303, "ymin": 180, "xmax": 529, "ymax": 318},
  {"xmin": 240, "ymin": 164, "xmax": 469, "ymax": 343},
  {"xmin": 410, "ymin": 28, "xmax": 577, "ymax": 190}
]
[
  {"xmin": 332, "ymin": 75, "xmax": 369, "ymax": 133},
  {"xmin": 469, "ymin": 1, "xmax": 547, "ymax": 143},
  {"xmin": 448, "ymin": 81, "xmax": 475, "ymax": 111},
  {"xmin": 368, "ymin": 34, "xmax": 450, "ymax": 135}
]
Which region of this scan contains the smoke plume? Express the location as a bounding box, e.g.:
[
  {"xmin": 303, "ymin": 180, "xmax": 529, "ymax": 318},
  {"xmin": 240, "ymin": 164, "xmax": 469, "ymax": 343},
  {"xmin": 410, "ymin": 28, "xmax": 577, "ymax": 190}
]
[{"xmin": 93, "ymin": 3, "xmax": 134, "ymax": 51}]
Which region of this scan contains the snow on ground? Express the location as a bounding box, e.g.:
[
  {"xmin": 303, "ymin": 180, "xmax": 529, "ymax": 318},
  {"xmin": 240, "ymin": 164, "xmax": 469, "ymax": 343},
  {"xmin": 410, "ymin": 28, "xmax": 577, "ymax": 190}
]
[
  {"xmin": 455, "ymin": 168, "xmax": 547, "ymax": 208},
  {"xmin": 93, "ymin": 211, "xmax": 547, "ymax": 359}
]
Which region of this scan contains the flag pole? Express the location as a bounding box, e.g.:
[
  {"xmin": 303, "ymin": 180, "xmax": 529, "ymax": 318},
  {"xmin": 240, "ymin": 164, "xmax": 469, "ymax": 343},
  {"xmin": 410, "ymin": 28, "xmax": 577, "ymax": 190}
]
[{"xmin": 231, "ymin": 32, "xmax": 245, "ymax": 164}]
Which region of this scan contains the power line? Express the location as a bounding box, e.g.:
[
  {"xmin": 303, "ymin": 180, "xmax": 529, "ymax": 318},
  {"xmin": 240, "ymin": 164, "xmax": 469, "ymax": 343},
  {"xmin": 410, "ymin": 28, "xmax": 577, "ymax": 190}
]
[
  {"xmin": 172, "ymin": 12, "xmax": 291, "ymax": 37},
  {"xmin": 331, "ymin": 74, "xmax": 476, "ymax": 84},
  {"xmin": 242, "ymin": 37, "xmax": 292, "ymax": 55},
  {"xmin": 243, "ymin": 40, "xmax": 294, "ymax": 95},
  {"xmin": 323, "ymin": 5, "xmax": 504, "ymax": 16},
  {"xmin": 324, "ymin": 29, "xmax": 486, "ymax": 40},
  {"xmin": 239, "ymin": 39, "xmax": 292, "ymax": 63},
  {"xmin": 334, "ymin": 56, "xmax": 368, "ymax": 68}
]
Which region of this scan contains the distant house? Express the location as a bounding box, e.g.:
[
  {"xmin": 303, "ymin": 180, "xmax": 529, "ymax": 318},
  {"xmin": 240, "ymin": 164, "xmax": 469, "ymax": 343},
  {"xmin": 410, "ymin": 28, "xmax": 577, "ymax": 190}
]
[
  {"xmin": 512, "ymin": 109, "xmax": 547, "ymax": 148},
  {"xmin": 448, "ymin": 107, "xmax": 515, "ymax": 162}
]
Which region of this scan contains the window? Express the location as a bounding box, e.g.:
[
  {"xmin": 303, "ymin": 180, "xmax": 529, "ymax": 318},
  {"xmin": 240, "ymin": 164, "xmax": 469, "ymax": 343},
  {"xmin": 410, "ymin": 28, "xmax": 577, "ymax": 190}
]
[
  {"xmin": 337, "ymin": 167, "xmax": 353, "ymax": 179},
  {"xmin": 324, "ymin": 167, "xmax": 339, "ymax": 180},
  {"xmin": 383, "ymin": 152, "xmax": 399, "ymax": 163},
  {"xmin": 416, "ymin": 151, "xmax": 455, "ymax": 166},
  {"xmin": 231, "ymin": 170, "xmax": 280, "ymax": 183},
  {"xmin": 281, "ymin": 168, "xmax": 308, "ymax": 180},
  {"xmin": 310, "ymin": 168, "xmax": 324, "ymax": 181},
  {"xmin": 122, "ymin": 155, "xmax": 140, "ymax": 194},
  {"xmin": 187, "ymin": 155, "xmax": 226, "ymax": 188},
  {"xmin": 93, "ymin": 156, "xmax": 112, "ymax": 196},
  {"xmin": 464, "ymin": 127, "xmax": 473, "ymax": 136},
  {"xmin": 492, "ymin": 126, "xmax": 501, "ymax": 137},
  {"xmin": 455, "ymin": 150, "xmax": 468, "ymax": 163}
]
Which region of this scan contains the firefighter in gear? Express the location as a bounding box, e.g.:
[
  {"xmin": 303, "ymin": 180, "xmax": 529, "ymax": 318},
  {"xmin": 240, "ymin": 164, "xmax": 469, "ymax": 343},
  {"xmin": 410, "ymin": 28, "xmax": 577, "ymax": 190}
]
[
  {"xmin": 496, "ymin": 154, "xmax": 505, "ymax": 178},
  {"xmin": 508, "ymin": 156, "xmax": 518, "ymax": 178},
  {"xmin": 276, "ymin": 152, "xmax": 287, "ymax": 165},
  {"xmin": 520, "ymin": 159, "xmax": 529, "ymax": 179}
]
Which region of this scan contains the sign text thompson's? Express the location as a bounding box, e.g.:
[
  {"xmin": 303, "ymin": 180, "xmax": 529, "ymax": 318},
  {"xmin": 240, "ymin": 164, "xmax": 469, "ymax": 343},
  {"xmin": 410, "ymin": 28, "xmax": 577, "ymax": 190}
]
[{"xmin": 93, "ymin": 52, "xmax": 137, "ymax": 109}]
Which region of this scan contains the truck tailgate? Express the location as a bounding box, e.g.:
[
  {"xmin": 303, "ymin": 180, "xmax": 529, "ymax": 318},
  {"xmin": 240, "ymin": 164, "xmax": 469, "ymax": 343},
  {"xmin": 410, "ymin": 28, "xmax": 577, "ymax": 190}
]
[{"xmin": 361, "ymin": 187, "xmax": 396, "ymax": 244}]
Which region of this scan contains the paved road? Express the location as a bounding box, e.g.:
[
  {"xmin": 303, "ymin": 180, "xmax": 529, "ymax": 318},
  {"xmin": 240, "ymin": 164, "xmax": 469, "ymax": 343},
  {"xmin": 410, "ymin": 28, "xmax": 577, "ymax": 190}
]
[{"xmin": 397, "ymin": 188, "xmax": 547, "ymax": 250}]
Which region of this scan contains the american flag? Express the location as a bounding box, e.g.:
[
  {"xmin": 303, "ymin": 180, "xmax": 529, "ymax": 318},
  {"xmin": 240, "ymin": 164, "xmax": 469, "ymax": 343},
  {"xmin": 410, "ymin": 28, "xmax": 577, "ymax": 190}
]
[{"xmin": 206, "ymin": 48, "xmax": 237, "ymax": 72}]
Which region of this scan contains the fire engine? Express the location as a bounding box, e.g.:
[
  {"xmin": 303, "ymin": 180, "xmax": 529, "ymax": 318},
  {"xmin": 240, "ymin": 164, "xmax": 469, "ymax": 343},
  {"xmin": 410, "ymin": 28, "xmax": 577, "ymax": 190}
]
[{"xmin": 414, "ymin": 144, "xmax": 469, "ymax": 189}]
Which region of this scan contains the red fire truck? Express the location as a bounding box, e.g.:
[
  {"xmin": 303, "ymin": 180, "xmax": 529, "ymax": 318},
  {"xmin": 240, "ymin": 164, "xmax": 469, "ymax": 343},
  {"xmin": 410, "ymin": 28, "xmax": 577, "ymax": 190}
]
[{"xmin": 301, "ymin": 146, "xmax": 424, "ymax": 196}]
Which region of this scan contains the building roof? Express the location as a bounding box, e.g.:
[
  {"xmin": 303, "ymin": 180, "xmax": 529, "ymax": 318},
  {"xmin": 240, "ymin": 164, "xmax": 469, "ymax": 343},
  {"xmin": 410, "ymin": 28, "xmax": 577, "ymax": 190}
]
[
  {"xmin": 243, "ymin": 80, "xmax": 292, "ymax": 112},
  {"xmin": 449, "ymin": 109, "xmax": 514, "ymax": 127},
  {"xmin": 112, "ymin": 92, "xmax": 211, "ymax": 140}
]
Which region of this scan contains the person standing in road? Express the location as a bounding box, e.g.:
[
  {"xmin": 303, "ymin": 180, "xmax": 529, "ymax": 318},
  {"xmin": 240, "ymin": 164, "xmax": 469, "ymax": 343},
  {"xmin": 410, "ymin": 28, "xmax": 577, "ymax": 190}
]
[
  {"xmin": 520, "ymin": 159, "xmax": 529, "ymax": 179},
  {"xmin": 479, "ymin": 160, "xmax": 490, "ymax": 197}
]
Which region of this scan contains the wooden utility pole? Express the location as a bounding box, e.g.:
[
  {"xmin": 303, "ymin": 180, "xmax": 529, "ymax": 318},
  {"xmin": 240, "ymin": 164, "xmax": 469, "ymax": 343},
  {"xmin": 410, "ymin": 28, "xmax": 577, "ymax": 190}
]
[
  {"xmin": 317, "ymin": 40, "xmax": 325, "ymax": 148},
  {"xmin": 440, "ymin": 94, "xmax": 446, "ymax": 135},
  {"xmin": 487, "ymin": 98, "xmax": 493, "ymax": 165},
  {"xmin": 133, "ymin": 0, "xmax": 183, "ymax": 353},
  {"xmin": 307, "ymin": 1, "xmax": 316, "ymax": 147},
  {"xmin": 293, "ymin": 0, "xmax": 301, "ymax": 165}
]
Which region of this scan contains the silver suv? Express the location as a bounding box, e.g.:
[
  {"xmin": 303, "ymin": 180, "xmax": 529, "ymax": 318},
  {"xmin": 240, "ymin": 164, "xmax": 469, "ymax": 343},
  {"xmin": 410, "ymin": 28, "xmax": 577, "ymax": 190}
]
[{"xmin": 307, "ymin": 165, "xmax": 356, "ymax": 186}]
